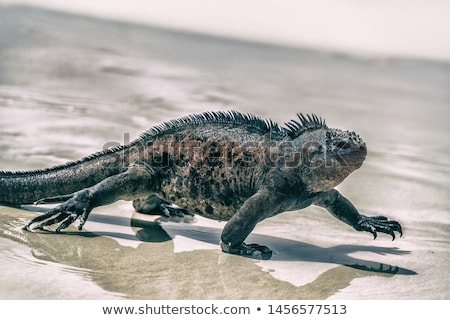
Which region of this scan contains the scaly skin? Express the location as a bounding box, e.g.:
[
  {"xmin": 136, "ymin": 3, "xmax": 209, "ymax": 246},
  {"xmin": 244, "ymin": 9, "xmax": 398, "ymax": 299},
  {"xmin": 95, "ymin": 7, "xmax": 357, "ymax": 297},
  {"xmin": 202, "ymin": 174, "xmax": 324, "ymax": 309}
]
[{"xmin": 0, "ymin": 111, "xmax": 402, "ymax": 258}]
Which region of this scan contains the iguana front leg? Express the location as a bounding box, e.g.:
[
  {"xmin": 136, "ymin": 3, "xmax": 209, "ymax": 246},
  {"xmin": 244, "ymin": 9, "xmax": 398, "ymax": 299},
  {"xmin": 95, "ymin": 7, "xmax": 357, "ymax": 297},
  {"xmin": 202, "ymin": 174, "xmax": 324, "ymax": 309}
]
[
  {"xmin": 25, "ymin": 162, "xmax": 159, "ymax": 232},
  {"xmin": 220, "ymin": 188, "xmax": 285, "ymax": 259},
  {"xmin": 313, "ymin": 189, "xmax": 403, "ymax": 240}
]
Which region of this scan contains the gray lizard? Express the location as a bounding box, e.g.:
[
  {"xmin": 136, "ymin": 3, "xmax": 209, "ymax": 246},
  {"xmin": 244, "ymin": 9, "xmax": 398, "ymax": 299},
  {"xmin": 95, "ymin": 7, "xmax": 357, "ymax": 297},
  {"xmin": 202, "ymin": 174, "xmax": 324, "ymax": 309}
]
[{"xmin": 0, "ymin": 111, "xmax": 402, "ymax": 258}]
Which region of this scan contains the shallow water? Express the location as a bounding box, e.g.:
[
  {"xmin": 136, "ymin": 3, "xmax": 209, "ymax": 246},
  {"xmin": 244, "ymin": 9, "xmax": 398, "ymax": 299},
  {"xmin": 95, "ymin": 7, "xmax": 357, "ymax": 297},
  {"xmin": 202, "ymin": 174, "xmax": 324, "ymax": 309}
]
[{"xmin": 0, "ymin": 5, "xmax": 449, "ymax": 299}]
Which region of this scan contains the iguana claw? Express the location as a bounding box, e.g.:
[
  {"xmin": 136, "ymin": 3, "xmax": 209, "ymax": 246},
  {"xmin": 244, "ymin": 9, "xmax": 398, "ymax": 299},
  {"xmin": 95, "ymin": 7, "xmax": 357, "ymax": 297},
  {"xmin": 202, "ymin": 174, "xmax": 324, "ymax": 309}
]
[
  {"xmin": 220, "ymin": 241, "xmax": 273, "ymax": 260},
  {"xmin": 25, "ymin": 190, "xmax": 93, "ymax": 232},
  {"xmin": 357, "ymin": 215, "xmax": 403, "ymax": 241}
]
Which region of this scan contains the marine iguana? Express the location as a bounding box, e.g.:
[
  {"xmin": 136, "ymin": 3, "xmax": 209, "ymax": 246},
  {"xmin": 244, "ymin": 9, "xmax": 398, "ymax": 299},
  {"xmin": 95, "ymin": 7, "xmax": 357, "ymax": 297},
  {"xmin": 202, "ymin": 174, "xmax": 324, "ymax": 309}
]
[{"xmin": 0, "ymin": 111, "xmax": 402, "ymax": 258}]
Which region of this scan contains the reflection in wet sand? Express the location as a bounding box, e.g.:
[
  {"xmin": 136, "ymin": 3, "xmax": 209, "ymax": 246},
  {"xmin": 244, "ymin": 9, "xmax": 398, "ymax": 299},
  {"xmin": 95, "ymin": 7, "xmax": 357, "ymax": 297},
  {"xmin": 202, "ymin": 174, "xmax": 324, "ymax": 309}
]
[{"xmin": 0, "ymin": 206, "xmax": 414, "ymax": 299}]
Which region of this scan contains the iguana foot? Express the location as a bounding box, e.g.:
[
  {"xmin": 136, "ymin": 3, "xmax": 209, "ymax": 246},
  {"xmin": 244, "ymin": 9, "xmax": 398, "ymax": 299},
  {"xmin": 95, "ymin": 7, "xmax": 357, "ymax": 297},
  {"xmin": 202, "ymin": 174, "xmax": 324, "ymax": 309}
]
[
  {"xmin": 132, "ymin": 196, "xmax": 193, "ymax": 218},
  {"xmin": 24, "ymin": 189, "xmax": 93, "ymax": 232},
  {"xmin": 356, "ymin": 215, "xmax": 403, "ymax": 240},
  {"xmin": 34, "ymin": 194, "xmax": 75, "ymax": 204},
  {"xmin": 220, "ymin": 241, "xmax": 273, "ymax": 260},
  {"xmin": 158, "ymin": 203, "xmax": 194, "ymax": 218}
]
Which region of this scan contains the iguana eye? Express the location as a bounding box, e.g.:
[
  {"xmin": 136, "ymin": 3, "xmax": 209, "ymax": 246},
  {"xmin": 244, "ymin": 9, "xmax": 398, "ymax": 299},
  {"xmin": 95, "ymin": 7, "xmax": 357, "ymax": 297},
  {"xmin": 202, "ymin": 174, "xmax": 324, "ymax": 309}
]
[{"xmin": 307, "ymin": 143, "xmax": 323, "ymax": 154}]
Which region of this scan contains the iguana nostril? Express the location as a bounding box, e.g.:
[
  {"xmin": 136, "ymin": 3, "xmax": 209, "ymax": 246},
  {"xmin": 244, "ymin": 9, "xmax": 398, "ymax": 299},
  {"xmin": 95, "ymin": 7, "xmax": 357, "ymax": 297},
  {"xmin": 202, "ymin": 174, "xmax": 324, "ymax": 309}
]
[{"xmin": 337, "ymin": 141, "xmax": 350, "ymax": 149}]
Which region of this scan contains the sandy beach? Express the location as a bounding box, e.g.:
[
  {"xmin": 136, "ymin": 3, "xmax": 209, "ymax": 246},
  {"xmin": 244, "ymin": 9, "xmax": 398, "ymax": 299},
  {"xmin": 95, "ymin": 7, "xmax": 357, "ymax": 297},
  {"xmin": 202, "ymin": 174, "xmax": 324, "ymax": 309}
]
[{"xmin": 0, "ymin": 5, "xmax": 449, "ymax": 299}]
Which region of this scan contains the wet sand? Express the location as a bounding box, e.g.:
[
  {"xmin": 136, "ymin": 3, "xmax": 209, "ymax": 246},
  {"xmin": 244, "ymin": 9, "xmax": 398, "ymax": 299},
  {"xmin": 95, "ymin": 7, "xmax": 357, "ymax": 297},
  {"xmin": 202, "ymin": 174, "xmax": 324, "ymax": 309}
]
[
  {"xmin": 0, "ymin": 203, "xmax": 416, "ymax": 300},
  {"xmin": 0, "ymin": 5, "xmax": 449, "ymax": 299}
]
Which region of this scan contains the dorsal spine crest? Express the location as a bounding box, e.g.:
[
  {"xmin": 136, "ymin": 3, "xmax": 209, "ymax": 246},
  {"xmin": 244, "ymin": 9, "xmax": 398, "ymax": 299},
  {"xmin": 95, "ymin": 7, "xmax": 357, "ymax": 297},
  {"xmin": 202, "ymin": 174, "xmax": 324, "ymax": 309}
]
[{"xmin": 284, "ymin": 113, "xmax": 327, "ymax": 138}]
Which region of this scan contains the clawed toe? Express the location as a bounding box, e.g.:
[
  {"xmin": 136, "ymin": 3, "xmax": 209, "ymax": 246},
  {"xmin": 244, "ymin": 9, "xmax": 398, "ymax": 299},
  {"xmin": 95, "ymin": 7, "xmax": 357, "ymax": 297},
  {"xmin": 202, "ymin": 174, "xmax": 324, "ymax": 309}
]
[
  {"xmin": 220, "ymin": 242, "xmax": 273, "ymax": 260},
  {"xmin": 24, "ymin": 190, "xmax": 93, "ymax": 232},
  {"xmin": 159, "ymin": 203, "xmax": 193, "ymax": 217},
  {"xmin": 358, "ymin": 215, "xmax": 403, "ymax": 241}
]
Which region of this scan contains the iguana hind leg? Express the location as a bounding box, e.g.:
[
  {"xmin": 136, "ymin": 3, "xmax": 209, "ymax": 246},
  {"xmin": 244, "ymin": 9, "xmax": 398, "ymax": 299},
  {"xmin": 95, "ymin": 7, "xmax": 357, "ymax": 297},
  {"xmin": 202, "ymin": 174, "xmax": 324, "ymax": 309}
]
[
  {"xmin": 133, "ymin": 195, "xmax": 164, "ymax": 214},
  {"xmin": 25, "ymin": 162, "xmax": 159, "ymax": 232},
  {"xmin": 133, "ymin": 195, "xmax": 193, "ymax": 218},
  {"xmin": 35, "ymin": 194, "xmax": 75, "ymax": 205},
  {"xmin": 25, "ymin": 189, "xmax": 93, "ymax": 232}
]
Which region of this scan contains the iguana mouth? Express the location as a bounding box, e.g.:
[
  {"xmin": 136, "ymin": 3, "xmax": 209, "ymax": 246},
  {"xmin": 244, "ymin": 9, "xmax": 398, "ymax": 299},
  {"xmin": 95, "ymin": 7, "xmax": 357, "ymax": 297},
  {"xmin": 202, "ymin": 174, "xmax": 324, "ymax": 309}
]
[
  {"xmin": 344, "ymin": 145, "xmax": 367, "ymax": 165},
  {"xmin": 329, "ymin": 141, "xmax": 367, "ymax": 167}
]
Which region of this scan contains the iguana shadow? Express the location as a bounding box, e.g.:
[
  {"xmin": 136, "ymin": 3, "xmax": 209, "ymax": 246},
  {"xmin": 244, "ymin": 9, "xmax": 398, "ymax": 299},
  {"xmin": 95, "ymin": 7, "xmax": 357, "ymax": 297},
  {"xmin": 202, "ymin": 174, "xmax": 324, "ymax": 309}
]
[
  {"xmin": 3, "ymin": 206, "xmax": 418, "ymax": 299},
  {"xmin": 84, "ymin": 214, "xmax": 416, "ymax": 276}
]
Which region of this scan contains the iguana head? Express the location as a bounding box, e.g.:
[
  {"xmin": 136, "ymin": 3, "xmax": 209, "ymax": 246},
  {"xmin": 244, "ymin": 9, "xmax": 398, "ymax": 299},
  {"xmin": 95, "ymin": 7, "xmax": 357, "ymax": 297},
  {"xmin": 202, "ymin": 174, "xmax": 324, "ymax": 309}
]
[{"xmin": 285, "ymin": 114, "xmax": 367, "ymax": 193}]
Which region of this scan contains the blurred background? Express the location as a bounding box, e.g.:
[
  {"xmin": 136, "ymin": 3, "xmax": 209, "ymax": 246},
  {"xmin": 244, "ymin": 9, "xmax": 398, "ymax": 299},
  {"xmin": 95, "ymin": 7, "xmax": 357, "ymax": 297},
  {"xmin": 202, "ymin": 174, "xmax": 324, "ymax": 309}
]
[{"xmin": 1, "ymin": 0, "xmax": 450, "ymax": 62}]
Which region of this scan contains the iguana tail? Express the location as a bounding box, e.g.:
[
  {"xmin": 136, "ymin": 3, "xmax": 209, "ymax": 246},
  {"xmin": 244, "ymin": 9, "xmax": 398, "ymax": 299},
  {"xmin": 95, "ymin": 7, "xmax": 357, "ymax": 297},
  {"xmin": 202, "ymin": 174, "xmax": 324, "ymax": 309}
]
[{"xmin": 0, "ymin": 147, "xmax": 130, "ymax": 205}]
